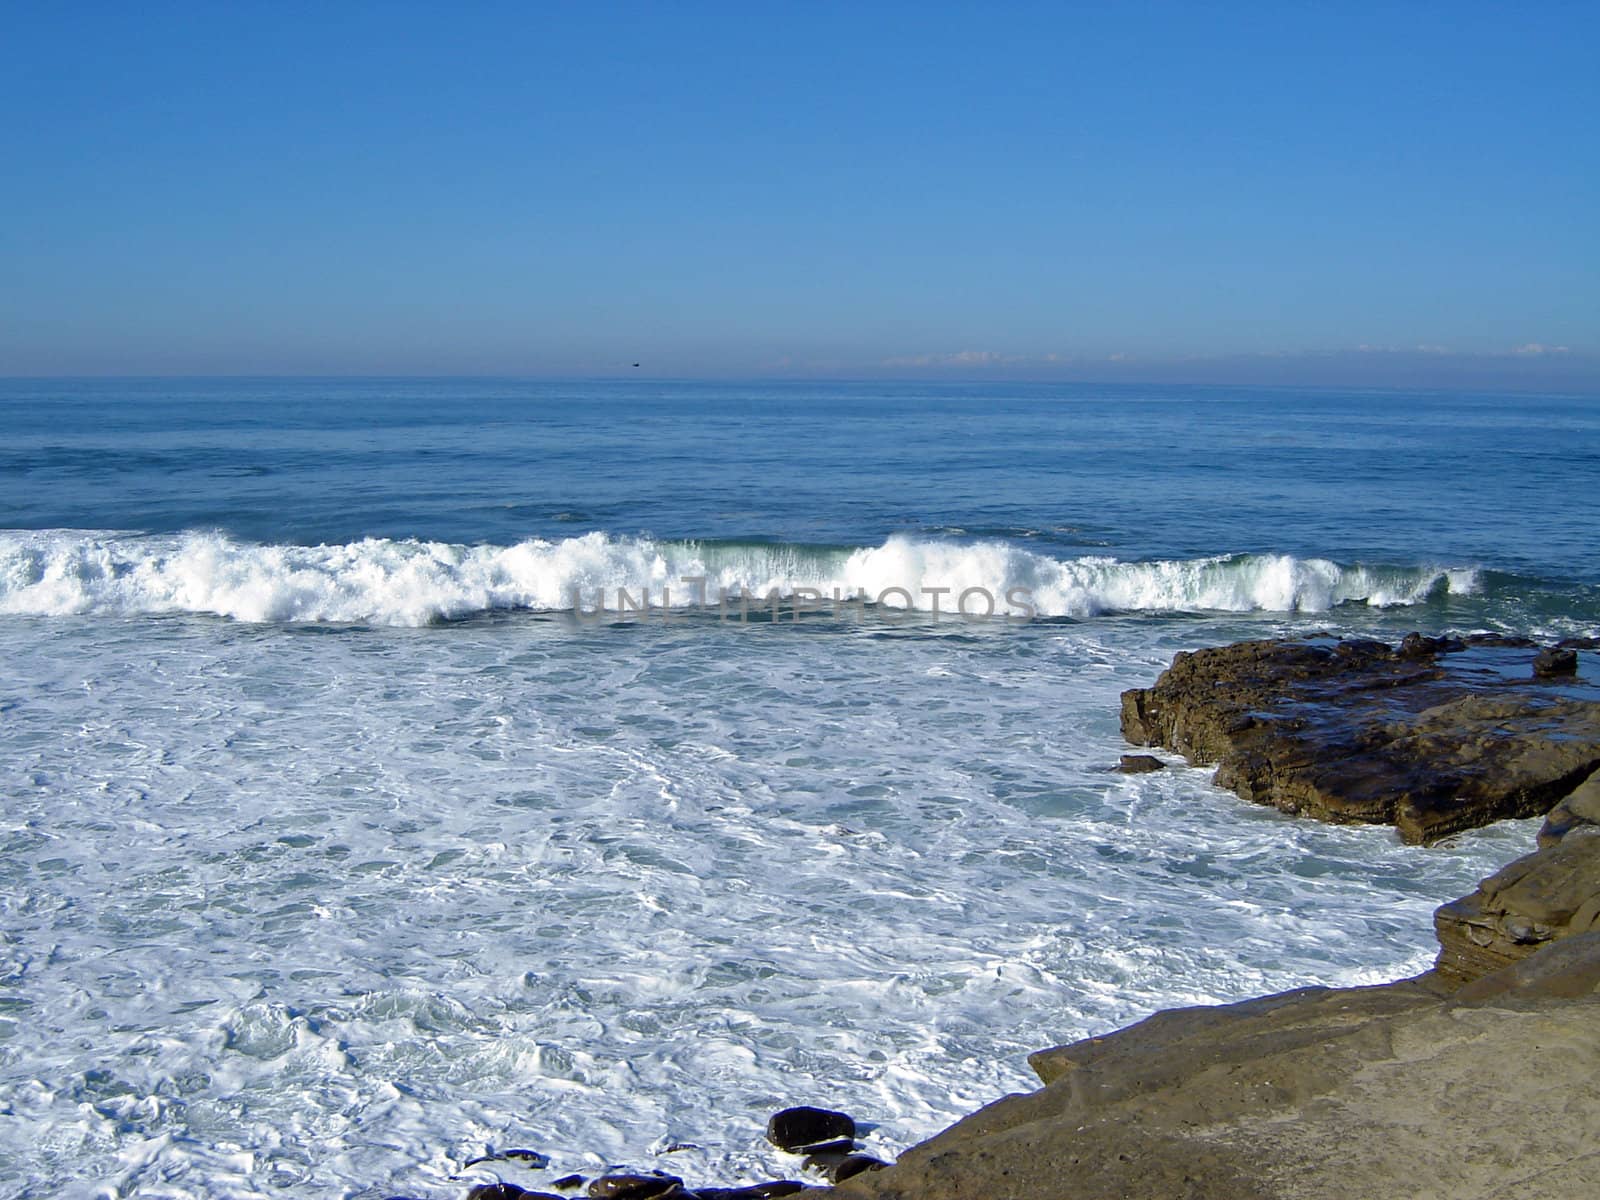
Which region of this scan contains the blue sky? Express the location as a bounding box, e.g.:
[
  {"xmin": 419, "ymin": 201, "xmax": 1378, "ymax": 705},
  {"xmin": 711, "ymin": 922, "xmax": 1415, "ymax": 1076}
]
[{"xmin": 2, "ymin": 1, "xmax": 1596, "ymax": 387}]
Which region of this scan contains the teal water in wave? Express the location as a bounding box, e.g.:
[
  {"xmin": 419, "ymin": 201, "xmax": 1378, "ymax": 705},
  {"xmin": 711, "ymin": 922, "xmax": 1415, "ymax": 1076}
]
[{"xmin": 0, "ymin": 380, "xmax": 1596, "ymax": 1199}]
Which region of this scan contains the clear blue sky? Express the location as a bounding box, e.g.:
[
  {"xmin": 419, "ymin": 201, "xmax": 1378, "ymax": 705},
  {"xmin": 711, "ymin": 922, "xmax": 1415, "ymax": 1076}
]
[{"xmin": 2, "ymin": 1, "xmax": 1596, "ymax": 387}]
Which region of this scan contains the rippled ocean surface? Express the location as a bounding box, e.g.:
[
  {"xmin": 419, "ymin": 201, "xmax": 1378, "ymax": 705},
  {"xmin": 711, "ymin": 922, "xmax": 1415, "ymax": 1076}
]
[{"xmin": 2, "ymin": 379, "xmax": 1597, "ymax": 1199}]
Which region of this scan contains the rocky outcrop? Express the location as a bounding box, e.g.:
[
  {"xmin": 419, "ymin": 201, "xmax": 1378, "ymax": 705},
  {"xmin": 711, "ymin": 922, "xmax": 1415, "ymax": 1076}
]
[
  {"xmin": 1119, "ymin": 635, "xmax": 1600, "ymax": 843},
  {"xmin": 1434, "ymin": 786, "xmax": 1600, "ymax": 984}
]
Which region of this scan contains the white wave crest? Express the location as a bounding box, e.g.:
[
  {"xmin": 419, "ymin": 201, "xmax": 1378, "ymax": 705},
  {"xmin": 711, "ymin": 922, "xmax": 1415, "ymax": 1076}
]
[{"xmin": 0, "ymin": 530, "xmax": 1480, "ymax": 626}]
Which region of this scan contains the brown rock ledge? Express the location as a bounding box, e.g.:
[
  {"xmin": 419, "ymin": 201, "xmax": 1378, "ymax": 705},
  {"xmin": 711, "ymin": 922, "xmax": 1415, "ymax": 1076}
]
[
  {"xmin": 1118, "ymin": 635, "xmax": 1600, "ymax": 843},
  {"xmin": 830, "ymin": 943, "xmax": 1600, "ymax": 1200}
]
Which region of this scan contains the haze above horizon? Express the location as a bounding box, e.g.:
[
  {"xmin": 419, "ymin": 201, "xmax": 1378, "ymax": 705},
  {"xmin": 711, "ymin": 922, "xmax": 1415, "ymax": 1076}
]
[{"xmin": 3, "ymin": 2, "xmax": 1596, "ymax": 390}]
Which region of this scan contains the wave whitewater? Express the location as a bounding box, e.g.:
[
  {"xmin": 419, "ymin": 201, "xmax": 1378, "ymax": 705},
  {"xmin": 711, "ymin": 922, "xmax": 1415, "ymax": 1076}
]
[{"xmin": 0, "ymin": 530, "xmax": 1481, "ymax": 626}]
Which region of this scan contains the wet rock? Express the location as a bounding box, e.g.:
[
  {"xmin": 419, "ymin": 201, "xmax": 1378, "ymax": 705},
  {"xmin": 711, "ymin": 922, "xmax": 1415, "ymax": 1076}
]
[
  {"xmin": 1119, "ymin": 636, "xmax": 1600, "ymax": 843},
  {"xmin": 1534, "ymin": 646, "xmax": 1580, "ymax": 677},
  {"xmin": 1398, "ymin": 631, "xmax": 1465, "ymax": 659},
  {"xmin": 1558, "ymin": 636, "xmax": 1600, "ymax": 650},
  {"xmin": 467, "ymin": 1186, "xmax": 552, "ymax": 1200},
  {"xmin": 692, "ymin": 1184, "xmax": 807, "ymax": 1200},
  {"xmin": 586, "ymin": 1174, "xmax": 684, "ymax": 1200},
  {"xmin": 765, "ymin": 1107, "xmax": 855, "ymax": 1152},
  {"xmin": 1465, "ymin": 632, "xmax": 1538, "ymax": 647},
  {"xmin": 551, "ymin": 1177, "xmax": 585, "ymax": 1192},
  {"xmin": 1115, "ymin": 753, "xmax": 1164, "ymax": 774}
]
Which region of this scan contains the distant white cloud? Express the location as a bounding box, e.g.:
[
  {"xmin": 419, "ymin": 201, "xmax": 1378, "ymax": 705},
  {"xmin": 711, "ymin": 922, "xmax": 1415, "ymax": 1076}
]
[
  {"xmin": 859, "ymin": 342, "xmax": 1596, "ymax": 390},
  {"xmin": 1355, "ymin": 343, "xmax": 1454, "ymax": 355},
  {"xmin": 881, "ymin": 349, "xmax": 1014, "ymax": 368},
  {"xmin": 1353, "ymin": 341, "xmax": 1577, "ymax": 359}
]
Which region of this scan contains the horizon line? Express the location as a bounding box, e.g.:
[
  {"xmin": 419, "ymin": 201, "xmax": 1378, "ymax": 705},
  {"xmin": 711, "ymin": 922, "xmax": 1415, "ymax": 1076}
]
[{"xmin": 1, "ymin": 371, "xmax": 1598, "ymax": 398}]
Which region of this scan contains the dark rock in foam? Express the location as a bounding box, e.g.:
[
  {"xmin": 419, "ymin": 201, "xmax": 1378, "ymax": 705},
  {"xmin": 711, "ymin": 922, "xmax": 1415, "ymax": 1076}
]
[
  {"xmin": 586, "ymin": 1176, "xmax": 683, "ymax": 1200},
  {"xmin": 586, "ymin": 1174, "xmax": 684, "ymax": 1200},
  {"xmin": 468, "ymin": 1186, "xmax": 560, "ymax": 1200},
  {"xmin": 765, "ymin": 1107, "xmax": 855, "ymax": 1153},
  {"xmin": 1118, "ymin": 634, "xmax": 1600, "ymax": 843}
]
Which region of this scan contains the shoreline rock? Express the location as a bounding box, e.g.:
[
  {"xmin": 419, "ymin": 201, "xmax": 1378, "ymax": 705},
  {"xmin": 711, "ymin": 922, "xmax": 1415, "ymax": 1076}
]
[{"xmin": 1118, "ymin": 634, "xmax": 1600, "ymax": 843}]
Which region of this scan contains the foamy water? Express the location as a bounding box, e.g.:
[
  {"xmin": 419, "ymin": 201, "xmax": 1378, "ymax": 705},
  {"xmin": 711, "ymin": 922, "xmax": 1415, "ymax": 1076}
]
[
  {"xmin": 0, "ymin": 608, "xmax": 1537, "ymax": 1199},
  {"xmin": 3, "ymin": 379, "xmax": 1596, "ymax": 1199}
]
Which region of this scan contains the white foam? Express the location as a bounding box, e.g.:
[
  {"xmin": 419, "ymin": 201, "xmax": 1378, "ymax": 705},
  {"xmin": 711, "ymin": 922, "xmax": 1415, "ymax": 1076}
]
[
  {"xmin": 0, "ymin": 530, "xmax": 1479, "ymax": 626},
  {"xmin": 0, "ymin": 610, "xmax": 1532, "ymax": 1198}
]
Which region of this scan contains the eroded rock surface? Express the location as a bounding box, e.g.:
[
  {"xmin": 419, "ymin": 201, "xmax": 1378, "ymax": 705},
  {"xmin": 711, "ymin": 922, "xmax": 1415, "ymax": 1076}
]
[{"xmin": 1119, "ymin": 635, "xmax": 1600, "ymax": 843}]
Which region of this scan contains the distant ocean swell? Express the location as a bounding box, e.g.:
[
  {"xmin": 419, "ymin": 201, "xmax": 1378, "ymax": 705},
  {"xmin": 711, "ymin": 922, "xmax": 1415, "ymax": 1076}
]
[{"xmin": 0, "ymin": 530, "xmax": 1491, "ymax": 626}]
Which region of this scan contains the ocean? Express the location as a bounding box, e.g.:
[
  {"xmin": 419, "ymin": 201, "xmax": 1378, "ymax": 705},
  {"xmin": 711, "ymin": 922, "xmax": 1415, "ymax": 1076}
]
[{"xmin": 2, "ymin": 378, "xmax": 1597, "ymax": 1199}]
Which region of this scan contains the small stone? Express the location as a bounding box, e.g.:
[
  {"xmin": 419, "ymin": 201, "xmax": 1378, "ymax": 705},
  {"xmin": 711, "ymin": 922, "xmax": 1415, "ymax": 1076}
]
[
  {"xmin": 1534, "ymin": 647, "xmax": 1579, "ymax": 678},
  {"xmin": 1116, "ymin": 754, "xmax": 1165, "ymax": 774},
  {"xmin": 766, "ymin": 1107, "xmax": 856, "ymax": 1152},
  {"xmin": 552, "ymin": 1177, "xmax": 586, "ymax": 1192},
  {"xmin": 586, "ymin": 1174, "xmax": 684, "ymax": 1200}
]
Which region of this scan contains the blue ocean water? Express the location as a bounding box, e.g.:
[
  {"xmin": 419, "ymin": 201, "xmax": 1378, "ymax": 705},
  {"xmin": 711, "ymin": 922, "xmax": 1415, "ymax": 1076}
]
[
  {"xmin": 5, "ymin": 378, "xmax": 1599, "ymax": 579},
  {"xmin": 1, "ymin": 379, "xmax": 1596, "ymax": 1199}
]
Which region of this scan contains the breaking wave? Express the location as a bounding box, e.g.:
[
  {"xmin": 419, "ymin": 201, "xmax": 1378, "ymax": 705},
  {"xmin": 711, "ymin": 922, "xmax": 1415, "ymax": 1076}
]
[{"xmin": 0, "ymin": 530, "xmax": 1486, "ymax": 626}]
